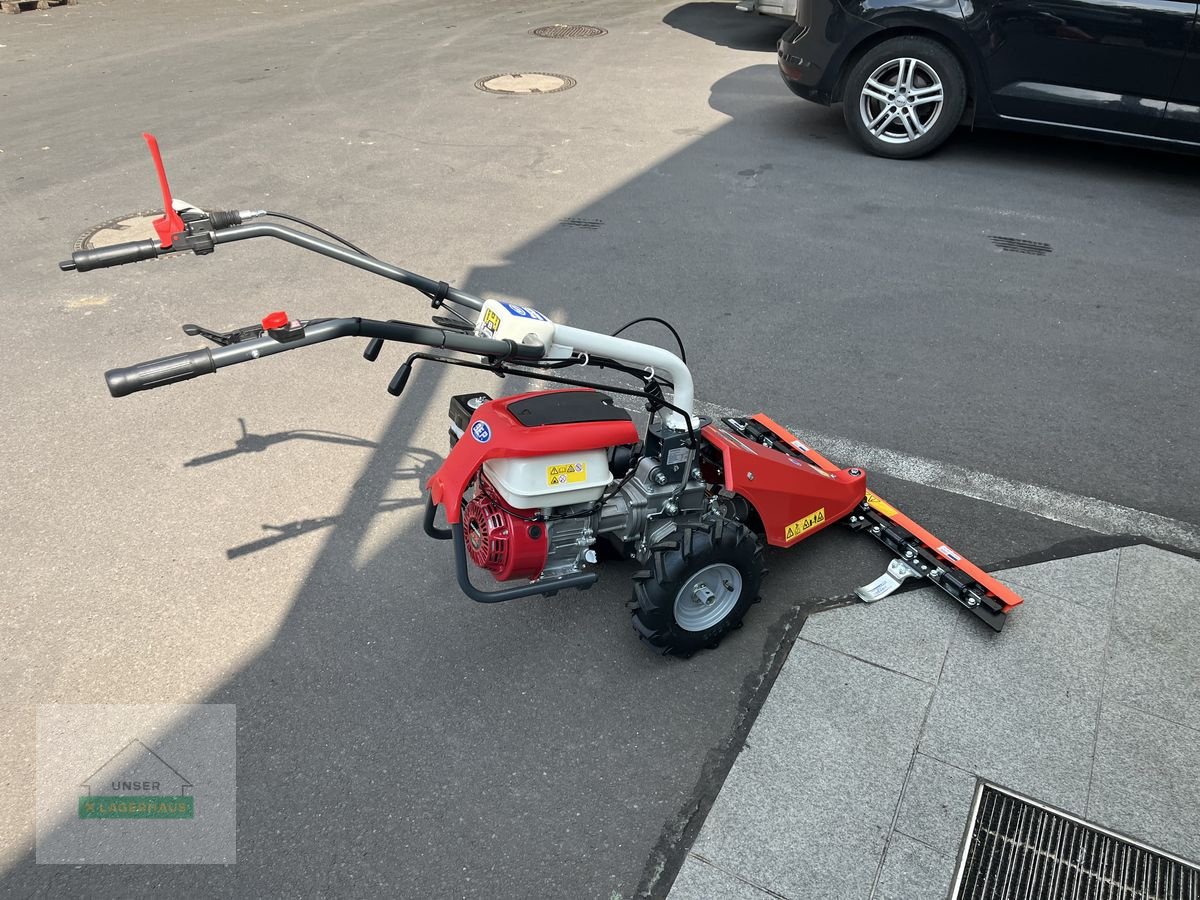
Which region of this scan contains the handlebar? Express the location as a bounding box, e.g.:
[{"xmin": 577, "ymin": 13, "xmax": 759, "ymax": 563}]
[
  {"xmin": 106, "ymin": 349, "xmax": 216, "ymax": 397},
  {"xmin": 61, "ymin": 215, "xmax": 487, "ymax": 314},
  {"xmin": 104, "ymin": 317, "xmax": 544, "ymax": 398},
  {"xmin": 60, "ymin": 239, "xmax": 163, "ymax": 272}
]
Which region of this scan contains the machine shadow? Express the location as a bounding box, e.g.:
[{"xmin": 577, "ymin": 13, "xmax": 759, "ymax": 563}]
[
  {"xmin": 8, "ymin": 61, "xmax": 1196, "ymax": 900},
  {"xmin": 182, "ymin": 418, "xmax": 379, "ymax": 468}
]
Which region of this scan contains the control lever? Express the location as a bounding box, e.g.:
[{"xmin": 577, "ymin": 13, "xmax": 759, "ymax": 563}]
[
  {"xmin": 182, "ymin": 322, "xmax": 264, "ymax": 347},
  {"xmin": 432, "ymin": 315, "xmax": 473, "ymax": 333},
  {"xmin": 365, "ymin": 315, "xmax": 466, "ymax": 362},
  {"xmin": 387, "ymin": 353, "xmax": 420, "ymax": 397},
  {"xmin": 363, "ymin": 338, "xmax": 385, "ymax": 362}
]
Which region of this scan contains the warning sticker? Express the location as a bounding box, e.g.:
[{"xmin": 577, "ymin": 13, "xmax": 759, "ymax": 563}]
[
  {"xmin": 480, "ymin": 308, "xmax": 502, "ymax": 337},
  {"xmin": 865, "ymin": 489, "xmax": 899, "ymax": 518},
  {"xmin": 547, "ymin": 462, "xmax": 587, "ymax": 486},
  {"xmin": 784, "ymin": 507, "xmax": 825, "ymax": 542}
]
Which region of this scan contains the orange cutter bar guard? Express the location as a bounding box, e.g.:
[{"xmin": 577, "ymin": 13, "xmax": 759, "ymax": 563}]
[{"xmin": 746, "ymin": 413, "xmax": 1023, "ymax": 631}]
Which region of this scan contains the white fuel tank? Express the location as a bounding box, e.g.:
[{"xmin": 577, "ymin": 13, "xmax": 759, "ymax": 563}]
[{"xmin": 483, "ymin": 450, "xmax": 611, "ymax": 510}]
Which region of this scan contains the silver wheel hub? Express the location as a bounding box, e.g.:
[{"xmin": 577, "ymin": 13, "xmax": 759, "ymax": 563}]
[
  {"xmin": 858, "ymin": 57, "xmax": 944, "ymax": 145},
  {"xmin": 673, "ymin": 563, "xmax": 743, "ymax": 632}
]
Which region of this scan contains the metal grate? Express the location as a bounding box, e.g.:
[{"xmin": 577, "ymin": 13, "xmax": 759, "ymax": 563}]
[
  {"xmin": 952, "ymin": 783, "xmax": 1200, "ymax": 900},
  {"xmin": 530, "ymin": 24, "xmax": 608, "ymax": 38},
  {"xmin": 990, "ymin": 235, "xmax": 1053, "ymax": 255},
  {"xmin": 560, "ymin": 217, "xmax": 603, "ymax": 230}
]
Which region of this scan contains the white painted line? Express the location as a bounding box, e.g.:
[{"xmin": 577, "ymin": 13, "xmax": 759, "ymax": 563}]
[{"xmin": 689, "ymin": 399, "xmax": 1200, "ymax": 555}]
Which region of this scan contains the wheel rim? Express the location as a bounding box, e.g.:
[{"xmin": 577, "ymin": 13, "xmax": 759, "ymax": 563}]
[
  {"xmin": 858, "ymin": 57, "xmax": 945, "ymax": 145},
  {"xmin": 673, "ymin": 563, "xmax": 743, "ymax": 632}
]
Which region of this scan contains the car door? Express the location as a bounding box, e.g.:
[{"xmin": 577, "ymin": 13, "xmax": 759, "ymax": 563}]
[
  {"xmin": 969, "ymin": 0, "xmax": 1196, "ymax": 136},
  {"xmin": 1163, "ymin": 11, "xmax": 1200, "ymax": 144}
]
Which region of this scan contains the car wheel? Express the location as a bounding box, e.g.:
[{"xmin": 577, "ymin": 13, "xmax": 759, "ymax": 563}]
[{"xmin": 841, "ymin": 36, "xmax": 967, "ymax": 159}]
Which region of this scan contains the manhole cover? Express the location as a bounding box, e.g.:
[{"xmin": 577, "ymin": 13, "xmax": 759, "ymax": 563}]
[
  {"xmin": 990, "ymin": 235, "xmax": 1052, "ymax": 256},
  {"xmin": 530, "ymin": 24, "xmax": 608, "ymax": 38},
  {"xmin": 952, "ymin": 783, "xmax": 1200, "ymax": 899},
  {"xmin": 74, "ymin": 210, "xmax": 173, "ymax": 252},
  {"xmin": 474, "ymin": 73, "xmax": 576, "ymax": 95}
]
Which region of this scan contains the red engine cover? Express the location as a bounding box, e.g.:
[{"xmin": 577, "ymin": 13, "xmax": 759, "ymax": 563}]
[
  {"xmin": 427, "ymin": 389, "xmax": 640, "ymax": 524},
  {"xmin": 462, "ymin": 479, "xmax": 547, "ymax": 581}
]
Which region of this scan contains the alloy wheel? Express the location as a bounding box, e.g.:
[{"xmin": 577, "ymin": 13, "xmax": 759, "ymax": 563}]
[{"xmin": 858, "ymin": 57, "xmax": 945, "ymax": 145}]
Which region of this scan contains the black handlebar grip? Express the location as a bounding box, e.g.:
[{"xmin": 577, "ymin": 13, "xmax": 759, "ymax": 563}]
[
  {"xmin": 60, "ymin": 240, "xmax": 161, "ymax": 273},
  {"xmin": 105, "ymin": 349, "xmax": 216, "ymax": 397}
]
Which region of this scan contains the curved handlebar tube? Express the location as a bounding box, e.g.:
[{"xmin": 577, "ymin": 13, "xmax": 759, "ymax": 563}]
[
  {"xmin": 211, "ymin": 224, "xmax": 486, "ymax": 311},
  {"xmin": 62, "ymin": 220, "xmax": 487, "ymax": 315},
  {"xmin": 104, "ymin": 317, "xmax": 544, "ymax": 397}
]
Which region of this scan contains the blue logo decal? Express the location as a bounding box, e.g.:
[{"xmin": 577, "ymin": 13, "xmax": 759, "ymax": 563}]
[
  {"xmin": 500, "ymin": 302, "xmax": 548, "ymax": 322},
  {"xmin": 471, "ymin": 421, "xmax": 492, "ymax": 443}
]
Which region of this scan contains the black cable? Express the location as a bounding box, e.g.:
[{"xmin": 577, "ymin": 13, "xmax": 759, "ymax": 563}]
[
  {"xmin": 610, "ymin": 317, "xmax": 687, "ymax": 363},
  {"xmin": 262, "ymin": 211, "xmax": 375, "ymax": 258}
]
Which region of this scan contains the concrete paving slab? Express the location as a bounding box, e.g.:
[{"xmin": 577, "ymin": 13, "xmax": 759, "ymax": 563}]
[
  {"xmin": 998, "ymin": 547, "xmax": 1120, "ymax": 612},
  {"xmin": 872, "ymin": 833, "xmax": 957, "ymax": 900},
  {"xmin": 692, "ymin": 640, "xmax": 932, "ymax": 900},
  {"xmin": 893, "ymin": 753, "xmax": 977, "ymax": 857},
  {"xmin": 672, "ymin": 547, "xmax": 1200, "ymax": 900},
  {"xmin": 1088, "ymin": 700, "xmax": 1200, "ymax": 864},
  {"xmin": 919, "ymin": 584, "xmax": 1107, "ymax": 811},
  {"xmin": 798, "ymin": 588, "xmax": 959, "ymax": 685},
  {"xmin": 1105, "ymin": 545, "xmax": 1200, "ymax": 732},
  {"xmin": 669, "ymin": 855, "xmax": 779, "ymax": 900}
]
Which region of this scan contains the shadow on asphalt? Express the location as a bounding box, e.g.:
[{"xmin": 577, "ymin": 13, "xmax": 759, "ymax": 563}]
[
  {"xmin": 9, "ymin": 59, "xmax": 1199, "ymax": 900},
  {"xmin": 183, "ymin": 417, "xmax": 379, "ymax": 467},
  {"xmin": 224, "ymin": 449, "xmax": 442, "ymax": 559},
  {"xmin": 943, "ymin": 124, "xmax": 1200, "ymax": 183},
  {"xmin": 662, "ymin": 1, "xmax": 791, "ymax": 51}
]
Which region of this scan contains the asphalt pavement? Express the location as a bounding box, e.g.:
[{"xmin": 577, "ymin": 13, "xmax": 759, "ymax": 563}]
[{"xmin": 1, "ymin": 1, "xmax": 1196, "ymax": 897}]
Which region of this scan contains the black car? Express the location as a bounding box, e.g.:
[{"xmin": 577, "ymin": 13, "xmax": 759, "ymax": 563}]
[{"xmin": 777, "ymin": 0, "xmax": 1200, "ymax": 157}]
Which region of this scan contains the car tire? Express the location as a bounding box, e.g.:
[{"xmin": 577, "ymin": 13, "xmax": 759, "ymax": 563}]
[{"xmin": 841, "ymin": 36, "xmax": 967, "ymax": 159}]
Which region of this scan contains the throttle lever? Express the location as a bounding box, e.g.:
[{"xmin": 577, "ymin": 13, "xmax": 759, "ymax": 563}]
[{"xmin": 182, "ymin": 322, "xmax": 264, "ymax": 347}]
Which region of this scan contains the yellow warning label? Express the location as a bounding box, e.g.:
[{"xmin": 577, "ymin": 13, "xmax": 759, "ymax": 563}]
[
  {"xmin": 865, "ymin": 489, "xmax": 899, "ymax": 518},
  {"xmin": 784, "ymin": 507, "xmax": 825, "ymax": 541},
  {"xmin": 481, "ymin": 308, "xmax": 502, "ymax": 336},
  {"xmin": 547, "ymin": 463, "xmax": 587, "ymax": 486}
]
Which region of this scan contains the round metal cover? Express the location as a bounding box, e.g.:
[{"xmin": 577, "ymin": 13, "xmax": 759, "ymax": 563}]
[
  {"xmin": 74, "ymin": 210, "xmax": 169, "ymax": 252},
  {"xmin": 530, "ymin": 24, "xmax": 608, "ymax": 38},
  {"xmin": 474, "ymin": 73, "xmax": 577, "ymax": 95}
]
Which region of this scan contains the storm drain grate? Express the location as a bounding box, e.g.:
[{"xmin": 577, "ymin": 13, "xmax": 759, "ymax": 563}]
[
  {"xmin": 560, "ymin": 217, "xmax": 603, "ymax": 229},
  {"xmin": 990, "ymin": 235, "xmax": 1053, "ymax": 255},
  {"xmin": 530, "ymin": 24, "xmax": 608, "ymax": 38},
  {"xmin": 952, "ymin": 783, "xmax": 1200, "ymax": 900}
]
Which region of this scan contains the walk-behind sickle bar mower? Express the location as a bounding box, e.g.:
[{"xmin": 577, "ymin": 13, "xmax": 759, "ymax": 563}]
[{"xmin": 63, "ymin": 136, "xmax": 1023, "ymax": 655}]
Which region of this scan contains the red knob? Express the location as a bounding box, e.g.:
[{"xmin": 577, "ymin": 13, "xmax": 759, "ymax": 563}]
[{"xmin": 261, "ymin": 310, "xmax": 289, "ymax": 330}]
